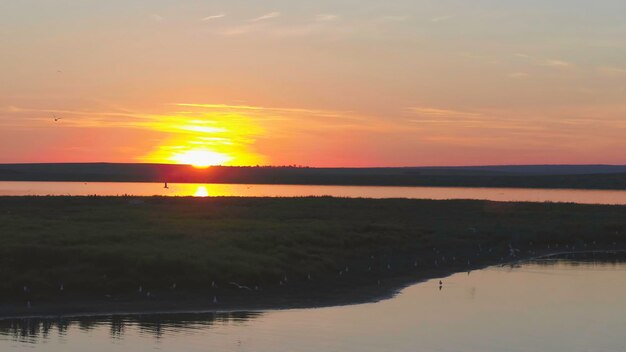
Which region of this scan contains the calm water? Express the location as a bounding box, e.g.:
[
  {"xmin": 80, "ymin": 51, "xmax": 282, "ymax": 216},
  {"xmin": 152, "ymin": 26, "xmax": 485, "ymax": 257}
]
[
  {"xmin": 1, "ymin": 181, "xmax": 626, "ymax": 204},
  {"xmin": 1, "ymin": 259, "xmax": 625, "ymax": 351}
]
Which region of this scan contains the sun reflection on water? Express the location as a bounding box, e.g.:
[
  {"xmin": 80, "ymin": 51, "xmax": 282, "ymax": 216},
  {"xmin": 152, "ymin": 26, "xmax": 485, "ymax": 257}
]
[{"xmin": 193, "ymin": 185, "xmax": 209, "ymax": 197}]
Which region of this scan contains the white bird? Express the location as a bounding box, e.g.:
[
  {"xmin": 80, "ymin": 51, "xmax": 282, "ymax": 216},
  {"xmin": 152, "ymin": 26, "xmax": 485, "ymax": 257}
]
[
  {"xmin": 508, "ymin": 244, "xmax": 520, "ymax": 257},
  {"xmin": 27, "ymin": 301, "xmax": 31, "ymax": 309},
  {"xmin": 60, "ymin": 283, "xmax": 64, "ymax": 291},
  {"xmin": 138, "ymin": 285, "xmax": 142, "ymax": 293},
  {"xmin": 230, "ymin": 282, "xmax": 251, "ymax": 290},
  {"xmin": 213, "ymin": 296, "xmax": 218, "ymax": 304}
]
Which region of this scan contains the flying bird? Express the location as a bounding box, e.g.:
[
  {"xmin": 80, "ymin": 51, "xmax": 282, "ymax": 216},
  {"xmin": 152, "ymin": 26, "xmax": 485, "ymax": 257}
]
[{"xmin": 53, "ymin": 113, "xmax": 61, "ymax": 122}]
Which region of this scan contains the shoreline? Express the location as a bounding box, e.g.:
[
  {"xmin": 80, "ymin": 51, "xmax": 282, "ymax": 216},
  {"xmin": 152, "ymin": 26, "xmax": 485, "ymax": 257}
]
[
  {"xmin": 1, "ymin": 196, "xmax": 625, "ymax": 321},
  {"xmin": 3, "ymin": 249, "xmax": 624, "ymax": 321}
]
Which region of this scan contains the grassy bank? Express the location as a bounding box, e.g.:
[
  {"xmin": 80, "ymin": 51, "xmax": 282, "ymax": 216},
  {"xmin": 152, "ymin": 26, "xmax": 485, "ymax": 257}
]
[{"xmin": 1, "ymin": 196, "xmax": 625, "ymax": 316}]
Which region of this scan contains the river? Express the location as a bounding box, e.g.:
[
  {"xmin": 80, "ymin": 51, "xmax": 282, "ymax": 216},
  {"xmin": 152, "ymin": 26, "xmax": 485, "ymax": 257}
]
[
  {"xmin": 1, "ymin": 257, "xmax": 624, "ymax": 351},
  {"xmin": 1, "ymin": 181, "xmax": 626, "ymax": 205}
]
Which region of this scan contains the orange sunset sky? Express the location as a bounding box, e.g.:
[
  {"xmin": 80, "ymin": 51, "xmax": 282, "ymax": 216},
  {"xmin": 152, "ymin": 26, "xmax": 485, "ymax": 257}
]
[{"xmin": 1, "ymin": 1, "xmax": 626, "ymax": 167}]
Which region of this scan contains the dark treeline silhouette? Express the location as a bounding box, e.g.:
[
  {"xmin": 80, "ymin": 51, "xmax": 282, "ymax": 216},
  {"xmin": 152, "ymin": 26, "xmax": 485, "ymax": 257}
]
[{"xmin": 1, "ymin": 163, "xmax": 626, "ymax": 189}]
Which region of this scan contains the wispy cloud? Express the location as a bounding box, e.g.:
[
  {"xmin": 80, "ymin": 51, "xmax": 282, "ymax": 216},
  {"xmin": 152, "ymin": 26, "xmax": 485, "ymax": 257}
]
[
  {"xmin": 541, "ymin": 59, "xmax": 574, "ymax": 69},
  {"xmin": 515, "ymin": 54, "xmax": 576, "ymax": 70},
  {"xmin": 598, "ymin": 66, "xmax": 626, "ymax": 76},
  {"xmin": 315, "ymin": 14, "xmax": 339, "ymax": 22},
  {"xmin": 217, "ymin": 17, "xmax": 350, "ymax": 37},
  {"xmin": 407, "ymin": 107, "xmax": 482, "ymax": 118},
  {"xmin": 174, "ymin": 103, "xmax": 394, "ymax": 133},
  {"xmin": 202, "ymin": 14, "xmax": 225, "ymax": 21},
  {"xmin": 249, "ymin": 12, "xmax": 280, "ymax": 22},
  {"xmin": 176, "ymin": 103, "xmax": 352, "ymax": 119},
  {"xmin": 150, "ymin": 14, "xmax": 164, "ymax": 21}
]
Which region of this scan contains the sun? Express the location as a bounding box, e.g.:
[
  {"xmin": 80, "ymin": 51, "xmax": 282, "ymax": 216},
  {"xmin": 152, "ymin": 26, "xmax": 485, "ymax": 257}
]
[
  {"xmin": 171, "ymin": 149, "xmax": 232, "ymax": 168},
  {"xmin": 141, "ymin": 110, "xmax": 266, "ymax": 167}
]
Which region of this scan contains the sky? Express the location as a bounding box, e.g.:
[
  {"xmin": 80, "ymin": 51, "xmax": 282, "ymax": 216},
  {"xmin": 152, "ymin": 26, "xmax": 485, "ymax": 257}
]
[{"xmin": 1, "ymin": 0, "xmax": 626, "ymax": 167}]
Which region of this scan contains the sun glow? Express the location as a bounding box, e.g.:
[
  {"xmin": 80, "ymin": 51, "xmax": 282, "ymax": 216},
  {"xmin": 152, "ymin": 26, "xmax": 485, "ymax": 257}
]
[
  {"xmin": 171, "ymin": 149, "xmax": 232, "ymax": 168},
  {"xmin": 142, "ymin": 110, "xmax": 265, "ymax": 167}
]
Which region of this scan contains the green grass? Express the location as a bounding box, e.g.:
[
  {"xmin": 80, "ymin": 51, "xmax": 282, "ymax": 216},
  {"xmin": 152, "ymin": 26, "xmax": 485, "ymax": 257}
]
[{"xmin": 0, "ymin": 196, "xmax": 625, "ymax": 299}]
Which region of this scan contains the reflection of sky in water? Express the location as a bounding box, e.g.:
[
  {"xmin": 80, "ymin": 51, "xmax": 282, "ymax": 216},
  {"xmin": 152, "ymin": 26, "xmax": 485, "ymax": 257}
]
[
  {"xmin": 2, "ymin": 182, "xmax": 626, "ymax": 204},
  {"xmin": 1, "ymin": 259, "xmax": 625, "ymax": 352}
]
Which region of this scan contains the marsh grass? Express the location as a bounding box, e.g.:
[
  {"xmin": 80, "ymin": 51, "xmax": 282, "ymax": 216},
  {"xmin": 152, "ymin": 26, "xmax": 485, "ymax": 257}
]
[{"xmin": 0, "ymin": 196, "xmax": 624, "ymax": 299}]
